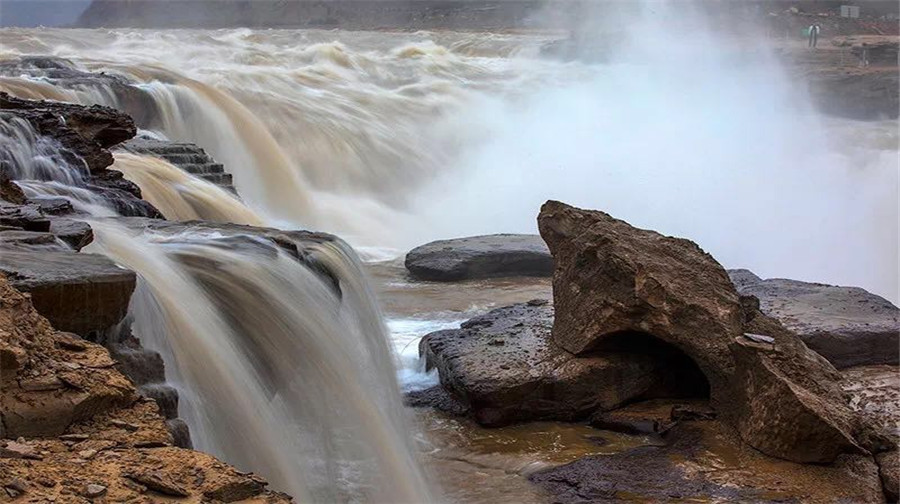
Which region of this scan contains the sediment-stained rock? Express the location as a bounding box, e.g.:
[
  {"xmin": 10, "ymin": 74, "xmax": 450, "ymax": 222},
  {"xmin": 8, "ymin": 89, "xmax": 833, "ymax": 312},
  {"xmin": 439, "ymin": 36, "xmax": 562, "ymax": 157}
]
[
  {"xmin": 405, "ymin": 234, "xmax": 553, "ymax": 282},
  {"xmin": 729, "ymin": 269, "xmax": 899, "ymax": 369},
  {"xmin": 420, "ymin": 302, "xmax": 661, "ymax": 426},
  {"xmin": 877, "ymin": 450, "xmax": 899, "ymax": 502},
  {"xmin": 537, "ymin": 200, "xmax": 866, "ymax": 464},
  {"xmin": 0, "ymin": 273, "xmax": 136, "ymax": 438},
  {"xmin": 842, "ymin": 365, "xmax": 900, "ymax": 450}
]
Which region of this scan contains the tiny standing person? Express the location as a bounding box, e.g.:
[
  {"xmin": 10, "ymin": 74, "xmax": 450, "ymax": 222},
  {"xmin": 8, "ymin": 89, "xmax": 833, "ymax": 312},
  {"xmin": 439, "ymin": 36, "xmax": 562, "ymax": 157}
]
[{"xmin": 808, "ymin": 23, "xmax": 821, "ymax": 48}]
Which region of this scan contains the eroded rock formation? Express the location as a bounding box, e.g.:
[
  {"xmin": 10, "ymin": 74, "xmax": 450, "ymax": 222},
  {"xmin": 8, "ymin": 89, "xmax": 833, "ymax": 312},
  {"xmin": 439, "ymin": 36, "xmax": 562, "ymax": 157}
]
[
  {"xmin": 537, "ymin": 200, "xmax": 865, "ymax": 464},
  {"xmin": 0, "ymin": 92, "xmax": 161, "ymax": 218},
  {"xmin": 420, "ymin": 302, "xmax": 661, "ymax": 426}
]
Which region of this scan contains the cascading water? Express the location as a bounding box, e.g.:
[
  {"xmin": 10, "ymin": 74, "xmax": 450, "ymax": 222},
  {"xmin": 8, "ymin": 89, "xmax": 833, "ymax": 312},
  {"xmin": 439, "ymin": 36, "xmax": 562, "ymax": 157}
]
[
  {"xmin": 2, "ymin": 80, "xmax": 434, "ymax": 501},
  {"xmin": 85, "ymin": 220, "xmax": 433, "ymax": 502},
  {"xmin": 0, "ymin": 26, "xmax": 894, "ymax": 301},
  {"xmin": 0, "ymin": 113, "xmax": 118, "ymax": 215},
  {"xmin": 112, "ymin": 152, "xmax": 264, "ymax": 225}
]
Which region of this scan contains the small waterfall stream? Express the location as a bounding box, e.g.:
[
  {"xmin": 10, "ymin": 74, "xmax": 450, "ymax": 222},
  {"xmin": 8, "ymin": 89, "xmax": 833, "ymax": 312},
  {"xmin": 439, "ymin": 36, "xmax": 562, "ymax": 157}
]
[{"xmin": 112, "ymin": 152, "xmax": 265, "ymax": 225}]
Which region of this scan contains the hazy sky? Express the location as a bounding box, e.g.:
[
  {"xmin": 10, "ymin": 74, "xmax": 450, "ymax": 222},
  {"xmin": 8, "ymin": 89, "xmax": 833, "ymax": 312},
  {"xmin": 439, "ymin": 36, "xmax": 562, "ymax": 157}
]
[{"xmin": 0, "ymin": 0, "xmax": 93, "ymax": 27}]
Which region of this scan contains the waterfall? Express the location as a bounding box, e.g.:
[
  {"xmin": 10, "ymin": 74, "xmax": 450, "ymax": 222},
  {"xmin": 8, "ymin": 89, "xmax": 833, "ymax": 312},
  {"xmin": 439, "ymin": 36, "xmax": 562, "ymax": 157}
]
[
  {"xmin": 112, "ymin": 152, "xmax": 265, "ymax": 225},
  {"xmin": 86, "ymin": 220, "xmax": 434, "ymax": 502},
  {"xmin": 0, "ymin": 113, "xmax": 117, "ymax": 215}
]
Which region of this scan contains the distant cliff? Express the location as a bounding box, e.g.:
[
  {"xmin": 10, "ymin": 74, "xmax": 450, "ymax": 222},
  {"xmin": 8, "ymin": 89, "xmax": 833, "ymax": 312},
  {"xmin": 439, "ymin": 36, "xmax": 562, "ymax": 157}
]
[{"xmin": 77, "ymin": 0, "xmax": 547, "ymax": 29}]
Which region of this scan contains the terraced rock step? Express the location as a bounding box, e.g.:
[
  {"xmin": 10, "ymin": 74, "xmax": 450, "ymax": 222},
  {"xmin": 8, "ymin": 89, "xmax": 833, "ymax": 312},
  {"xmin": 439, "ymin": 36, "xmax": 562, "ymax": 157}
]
[{"xmin": 119, "ymin": 137, "xmax": 237, "ymax": 193}]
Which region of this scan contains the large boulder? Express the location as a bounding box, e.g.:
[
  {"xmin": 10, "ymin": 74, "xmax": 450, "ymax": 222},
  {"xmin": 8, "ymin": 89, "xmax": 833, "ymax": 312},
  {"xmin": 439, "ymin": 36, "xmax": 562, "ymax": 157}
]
[
  {"xmin": 405, "ymin": 234, "xmax": 553, "ymax": 281},
  {"xmin": 0, "ymin": 250, "xmax": 136, "ymax": 337},
  {"xmin": 729, "ymin": 269, "xmax": 899, "ymax": 369},
  {"xmin": 537, "ymin": 200, "xmax": 741, "ymax": 397},
  {"xmin": 537, "ymin": 200, "xmax": 864, "ymax": 463},
  {"xmin": 420, "ymin": 302, "xmax": 661, "ymax": 426}
]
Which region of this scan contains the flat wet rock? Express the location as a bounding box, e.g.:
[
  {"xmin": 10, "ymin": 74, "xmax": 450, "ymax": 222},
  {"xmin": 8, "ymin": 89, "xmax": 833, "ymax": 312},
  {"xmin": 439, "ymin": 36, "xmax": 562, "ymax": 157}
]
[
  {"xmin": 405, "ymin": 234, "xmax": 553, "ymax": 282},
  {"xmin": 0, "ymin": 250, "xmax": 135, "ymax": 336},
  {"xmin": 420, "ymin": 302, "xmax": 661, "ymax": 426},
  {"xmin": 0, "ymin": 229, "xmax": 65, "ymax": 250},
  {"xmin": 530, "ymin": 415, "xmax": 884, "ymax": 504},
  {"xmin": 729, "ymin": 269, "xmax": 900, "ymax": 369}
]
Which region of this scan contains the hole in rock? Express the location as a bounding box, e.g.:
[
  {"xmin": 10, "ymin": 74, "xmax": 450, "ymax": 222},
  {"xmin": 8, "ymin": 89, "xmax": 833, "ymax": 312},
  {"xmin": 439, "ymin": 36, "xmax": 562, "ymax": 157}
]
[{"xmin": 594, "ymin": 330, "xmax": 711, "ymax": 400}]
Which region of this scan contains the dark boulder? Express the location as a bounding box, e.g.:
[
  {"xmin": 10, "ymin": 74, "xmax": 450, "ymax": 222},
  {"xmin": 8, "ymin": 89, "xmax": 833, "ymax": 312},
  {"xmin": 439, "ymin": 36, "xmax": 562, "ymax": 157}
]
[
  {"xmin": 403, "ymin": 385, "xmax": 469, "ymax": 417},
  {"xmin": 0, "ymin": 201, "xmax": 50, "ymax": 231},
  {"xmin": 49, "ymin": 218, "xmax": 94, "ymax": 250},
  {"xmin": 405, "ymin": 234, "xmax": 552, "ymax": 281},
  {"xmin": 729, "ymin": 269, "xmax": 899, "ymax": 369},
  {"xmin": 420, "ymin": 302, "xmax": 662, "ymax": 426}
]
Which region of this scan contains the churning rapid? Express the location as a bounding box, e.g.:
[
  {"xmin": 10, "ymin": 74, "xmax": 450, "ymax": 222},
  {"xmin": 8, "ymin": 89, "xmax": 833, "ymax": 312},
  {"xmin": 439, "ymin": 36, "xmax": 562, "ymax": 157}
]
[{"xmin": 1, "ymin": 23, "xmax": 895, "ymax": 301}]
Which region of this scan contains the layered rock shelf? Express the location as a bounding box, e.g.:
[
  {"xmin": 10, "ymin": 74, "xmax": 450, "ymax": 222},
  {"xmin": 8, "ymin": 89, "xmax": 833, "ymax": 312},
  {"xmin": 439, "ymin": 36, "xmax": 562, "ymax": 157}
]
[
  {"xmin": 0, "ymin": 274, "xmax": 290, "ymax": 502},
  {"xmin": 120, "ymin": 136, "xmax": 237, "ymax": 193}
]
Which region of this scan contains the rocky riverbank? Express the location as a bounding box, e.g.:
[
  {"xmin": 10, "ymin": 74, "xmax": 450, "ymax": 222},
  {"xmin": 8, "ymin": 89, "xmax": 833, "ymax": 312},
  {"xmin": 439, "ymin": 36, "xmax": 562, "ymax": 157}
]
[
  {"xmin": 0, "ymin": 274, "xmax": 291, "ymax": 502},
  {"xmin": 408, "ymin": 201, "xmax": 899, "ymax": 502}
]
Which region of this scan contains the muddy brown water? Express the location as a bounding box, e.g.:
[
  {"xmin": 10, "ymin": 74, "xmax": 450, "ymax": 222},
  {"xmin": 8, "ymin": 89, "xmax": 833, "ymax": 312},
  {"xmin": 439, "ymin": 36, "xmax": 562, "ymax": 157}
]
[{"xmin": 367, "ymin": 260, "xmax": 666, "ymax": 503}]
